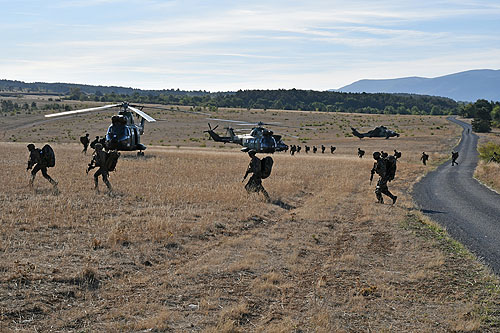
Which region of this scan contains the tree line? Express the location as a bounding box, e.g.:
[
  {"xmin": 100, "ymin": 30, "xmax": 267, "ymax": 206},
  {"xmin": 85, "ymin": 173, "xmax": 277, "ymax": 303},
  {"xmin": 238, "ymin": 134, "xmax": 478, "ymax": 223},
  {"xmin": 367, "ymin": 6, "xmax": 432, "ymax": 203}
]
[{"xmin": 459, "ymin": 99, "xmax": 500, "ymax": 132}]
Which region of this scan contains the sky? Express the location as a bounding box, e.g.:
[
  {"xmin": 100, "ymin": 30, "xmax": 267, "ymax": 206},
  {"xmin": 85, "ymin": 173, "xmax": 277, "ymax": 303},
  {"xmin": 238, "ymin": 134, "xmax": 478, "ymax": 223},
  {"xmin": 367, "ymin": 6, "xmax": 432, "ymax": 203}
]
[{"xmin": 1, "ymin": 0, "xmax": 500, "ymax": 92}]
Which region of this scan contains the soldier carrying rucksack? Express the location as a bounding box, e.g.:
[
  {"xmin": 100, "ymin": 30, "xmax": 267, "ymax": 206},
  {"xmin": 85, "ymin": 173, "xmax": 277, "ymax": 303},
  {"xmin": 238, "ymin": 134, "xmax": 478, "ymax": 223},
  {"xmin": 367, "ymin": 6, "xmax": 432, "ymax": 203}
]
[
  {"xmin": 26, "ymin": 143, "xmax": 58, "ymax": 189},
  {"xmin": 87, "ymin": 143, "xmax": 120, "ymax": 194},
  {"xmin": 80, "ymin": 133, "xmax": 90, "ymax": 154},
  {"xmin": 370, "ymin": 151, "xmax": 397, "ymax": 205},
  {"xmin": 242, "ymin": 150, "xmax": 271, "ymax": 202}
]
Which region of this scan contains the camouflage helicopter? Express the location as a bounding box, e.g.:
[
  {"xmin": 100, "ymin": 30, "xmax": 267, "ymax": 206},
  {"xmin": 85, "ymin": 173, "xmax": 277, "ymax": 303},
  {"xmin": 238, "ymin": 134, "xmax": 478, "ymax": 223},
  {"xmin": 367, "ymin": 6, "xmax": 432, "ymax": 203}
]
[
  {"xmin": 45, "ymin": 102, "xmax": 156, "ymax": 155},
  {"xmin": 351, "ymin": 126, "xmax": 400, "ymax": 139},
  {"xmin": 204, "ymin": 121, "xmax": 291, "ymax": 153}
]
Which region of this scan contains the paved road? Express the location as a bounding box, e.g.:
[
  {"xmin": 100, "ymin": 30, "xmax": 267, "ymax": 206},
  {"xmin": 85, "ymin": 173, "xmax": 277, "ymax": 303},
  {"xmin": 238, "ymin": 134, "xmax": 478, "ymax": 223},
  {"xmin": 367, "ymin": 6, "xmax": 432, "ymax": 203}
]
[{"xmin": 413, "ymin": 117, "xmax": 500, "ymax": 274}]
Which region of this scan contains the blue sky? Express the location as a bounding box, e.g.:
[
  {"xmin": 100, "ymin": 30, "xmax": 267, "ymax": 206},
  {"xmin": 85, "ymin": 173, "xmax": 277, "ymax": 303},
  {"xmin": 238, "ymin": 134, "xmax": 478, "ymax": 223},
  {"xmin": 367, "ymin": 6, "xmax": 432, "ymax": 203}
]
[{"xmin": 1, "ymin": 0, "xmax": 499, "ymax": 91}]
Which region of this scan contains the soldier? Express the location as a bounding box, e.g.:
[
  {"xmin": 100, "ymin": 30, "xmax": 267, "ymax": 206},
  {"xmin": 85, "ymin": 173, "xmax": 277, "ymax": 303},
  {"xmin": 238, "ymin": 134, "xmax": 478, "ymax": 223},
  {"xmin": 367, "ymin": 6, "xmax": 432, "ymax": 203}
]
[
  {"xmin": 321, "ymin": 145, "xmax": 325, "ymax": 154},
  {"xmin": 290, "ymin": 145, "xmax": 296, "ymax": 156},
  {"xmin": 451, "ymin": 151, "xmax": 459, "ymax": 166},
  {"xmin": 330, "ymin": 146, "xmax": 336, "ymax": 154},
  {"xmin": 394, "ymin": 149, "xmax": 402, "ymax": 160},
  {"xmin": 90, "ymin": 136, "xmax": 100, "ymax": 149},
  {"xmin": 26, "ymin": 143, "xmax": 58, "ymax": 189},
  {"xmin": 242, "ymin": 150, "xmax": 270, "ymax": 202},
  {"xmin": 490, "ymin": 151, "xmax": 500, "ymax": 163},
  {"xmin": 305, "ymin": 145, "xmax": 310, "ymax": 154},
  {"xmin": 358, "ymin": 148, "xmax": 365, "ymax": 158},
  {"xmin": 421, "ymin": 152, "xmax": 429, "ymax": 165},
  {"xmin": 370, "ymin": 151, "xmax": 397, "ymax": 205},
  {"xmin": 80, "ymin": 133, "xmax": 90, "ymax": 154},
  {"xmin": 87, "ymin": 143, "xmax": 113, "ymax": 193},
  {"xmin": 313, "ymin": 146, "xmax": 317, "ymax": 154},
  {"xmin": 297, "ymin": 145, "xmax": 302, "ymax": 153}
]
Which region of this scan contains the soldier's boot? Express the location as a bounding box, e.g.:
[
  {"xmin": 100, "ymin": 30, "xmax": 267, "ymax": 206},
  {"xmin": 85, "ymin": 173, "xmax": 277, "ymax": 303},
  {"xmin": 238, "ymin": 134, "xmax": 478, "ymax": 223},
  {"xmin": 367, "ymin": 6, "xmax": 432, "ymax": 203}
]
[
  {"xmin": 94, "ymin": 178, "xmax": 100, "ymax": 194},
  {"xmin": 104, "ymin": 180, "xmax": 112, "ymax": 194},
  {"xmin": 262, "ymin": 189, "xmax": 271, "ymax": 203},
  {"xmin": 48, "ymin": 178, "xmax": 58, "ymax": 187}
]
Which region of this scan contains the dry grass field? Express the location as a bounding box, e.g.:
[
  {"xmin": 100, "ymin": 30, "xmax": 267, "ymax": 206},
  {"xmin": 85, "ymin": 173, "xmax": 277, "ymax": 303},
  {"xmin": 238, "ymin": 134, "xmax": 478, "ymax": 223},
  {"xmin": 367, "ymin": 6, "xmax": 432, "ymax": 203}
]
[
  {"xmin": 475, "ymin": 128, "xmax": 500, "ymax": 192},
  {"xmin": 1, "ymin": 100, "xmax": 500, "ymax": 331}
]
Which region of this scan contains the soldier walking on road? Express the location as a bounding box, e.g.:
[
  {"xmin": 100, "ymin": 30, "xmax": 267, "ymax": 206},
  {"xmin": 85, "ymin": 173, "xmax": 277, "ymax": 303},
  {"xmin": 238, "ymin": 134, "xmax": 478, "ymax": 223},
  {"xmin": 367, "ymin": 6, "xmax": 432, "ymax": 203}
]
[
  {"xmin": 394, "ymin": 149, "xmax": 402, "ymax": 160},
  {"xmin": 80, "ymin": 133, "xmax": 90, "ymax": 154},
  {"xmin": 313, "ymin": 146, "xmax": 317, "ymax": 153},
  {"xmin": 330, "ymin": 146, "xmax": 336, "ymax": 154},
  {"xmin": 305, "ymin": 145, "xmax": 310, "ymax": 154},
  {"xmin": 321, "ymin": 145, "xmax": 325, "ymax": 154},
  {"xmin": 451, "ymin": 151, "xmax": 459, "ymax": 166},
  {"xmin": 297, "ymin": 145, "xmax": 302, "ymax": 154},
  {"xmin": 370, "ymin": 151, "xmax": 397, "ymax": 205},
  {"xmin": 26, "ymin": 143, "xmax": 58, "ymax": 189},
  {"xmin": 290, "ymin": 145, "xmax": 296, "ymax": 156},
  {"xmin": 243, "ymin": 150, "xmax": 270, "ymax": 202},
  {"xmin": 421, "ymin": 152, "xmax": 429, "ymax": 165},
  {"xmin": 358, "ymin": 148, "xmax": 365, "ymax": 158}
]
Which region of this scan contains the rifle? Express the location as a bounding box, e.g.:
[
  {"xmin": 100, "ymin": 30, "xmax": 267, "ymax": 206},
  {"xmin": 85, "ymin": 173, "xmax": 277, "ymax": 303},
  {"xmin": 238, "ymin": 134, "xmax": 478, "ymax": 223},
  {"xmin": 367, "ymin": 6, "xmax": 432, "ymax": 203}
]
[
  {"xmin": 86, "ymin": 161, "xmax": 96, "ymax": 174},
  {"xmin": 370, "ymin": 168, "xmax": 375, "ymax": 184}
]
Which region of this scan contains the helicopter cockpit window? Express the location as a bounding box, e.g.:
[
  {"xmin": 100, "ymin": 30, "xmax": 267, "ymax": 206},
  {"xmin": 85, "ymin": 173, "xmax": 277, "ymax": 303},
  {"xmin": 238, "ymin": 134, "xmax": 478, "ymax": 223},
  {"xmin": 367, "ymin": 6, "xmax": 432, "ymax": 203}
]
[{"xmin": 107, "ymin": 124, "xmax": 130, "ymax": 141}]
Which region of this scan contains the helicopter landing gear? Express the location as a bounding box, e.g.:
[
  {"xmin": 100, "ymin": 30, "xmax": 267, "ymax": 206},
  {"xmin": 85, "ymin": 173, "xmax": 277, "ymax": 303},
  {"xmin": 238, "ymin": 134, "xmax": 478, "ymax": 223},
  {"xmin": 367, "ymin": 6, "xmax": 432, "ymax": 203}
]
[{"xmin": 137, "ymin": 151, "xmax": 145, "ymax": 157}]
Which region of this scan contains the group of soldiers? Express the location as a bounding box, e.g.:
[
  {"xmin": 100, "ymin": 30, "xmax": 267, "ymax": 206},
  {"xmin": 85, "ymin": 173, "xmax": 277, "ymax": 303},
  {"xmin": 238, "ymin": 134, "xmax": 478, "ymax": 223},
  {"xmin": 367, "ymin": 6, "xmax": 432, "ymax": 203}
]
[
  {"xmin": 28, "ymin": 131, "xmax": 474, "ymax": 205},
  {"xmin": 27, "ymin": 135, "xmax": 118, "ymax": 194},
  {"xmin": 288, "ymin": 144, "xmax": 336, "ymax": 155}
]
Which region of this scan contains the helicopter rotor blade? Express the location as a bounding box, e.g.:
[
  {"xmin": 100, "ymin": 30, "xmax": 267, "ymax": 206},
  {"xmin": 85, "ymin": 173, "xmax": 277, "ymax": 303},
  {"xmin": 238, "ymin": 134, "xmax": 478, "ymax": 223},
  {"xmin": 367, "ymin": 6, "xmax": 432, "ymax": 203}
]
[
  {"xmin": 128, "ymin": 106, "xmax": 156, "ymax": 122},
  {"xmin": 44, "ymin": 103, "xmax": 122, "ymax": 118}
]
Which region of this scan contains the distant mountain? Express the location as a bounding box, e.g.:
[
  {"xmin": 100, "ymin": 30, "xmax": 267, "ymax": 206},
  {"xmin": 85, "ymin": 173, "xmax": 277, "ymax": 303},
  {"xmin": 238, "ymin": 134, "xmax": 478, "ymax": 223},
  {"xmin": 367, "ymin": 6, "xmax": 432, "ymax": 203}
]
[{"xmin": 336, "ymin": 69, "xmax": 500, "ymax": 102}]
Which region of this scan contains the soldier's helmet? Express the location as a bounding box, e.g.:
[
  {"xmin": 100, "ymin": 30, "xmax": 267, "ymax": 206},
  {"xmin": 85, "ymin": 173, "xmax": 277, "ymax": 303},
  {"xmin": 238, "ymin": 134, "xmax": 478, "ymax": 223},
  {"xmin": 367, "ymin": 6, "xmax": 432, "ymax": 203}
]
[
  {"xmin": 27, "ymin": 143, "xmax": 35, "ymax": 151},
  {"xmin": 95, "ymin": 143, "xmax": 103, "ymax": 150},
  {"xmin": 373, "ymin": 151, "xmax": 381, "ymax": 159},
  {"xmin": 248, "ymin": 149, "xmax": 256, "ymax": 156}
]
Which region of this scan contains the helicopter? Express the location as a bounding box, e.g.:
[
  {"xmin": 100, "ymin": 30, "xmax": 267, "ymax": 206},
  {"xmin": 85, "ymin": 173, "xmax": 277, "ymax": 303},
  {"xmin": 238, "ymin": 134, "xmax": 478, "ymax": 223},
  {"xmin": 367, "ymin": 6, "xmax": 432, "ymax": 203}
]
[
  {"xmin": 351, "ymin": 126, "xmax": 400, "ymax": 139},
  {"xmin": 204, "ymin": 121, "xmax": 290, "ymax": 153},
  {"xmin": 45, "ymin": 102, "xmax": 156, "ymax": 155}
]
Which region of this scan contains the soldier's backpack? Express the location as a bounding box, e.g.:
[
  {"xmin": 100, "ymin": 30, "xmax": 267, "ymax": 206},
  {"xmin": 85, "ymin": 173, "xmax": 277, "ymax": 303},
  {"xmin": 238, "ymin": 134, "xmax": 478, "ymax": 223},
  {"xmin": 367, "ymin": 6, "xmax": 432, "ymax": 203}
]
[
  {"xmin": 41, "ymin": 144, "xmax": 56, "ymax": 168},
  {"xmin": 105, "ymin": 151, "xmax": 120, "ymax": 172},
  {"xmin": 261, "ymin": 156, "xmax": 273, "ymax": 179},
  {"xmin": 385, "ymin": 155, "xmax": 397, "ymax": 181}
]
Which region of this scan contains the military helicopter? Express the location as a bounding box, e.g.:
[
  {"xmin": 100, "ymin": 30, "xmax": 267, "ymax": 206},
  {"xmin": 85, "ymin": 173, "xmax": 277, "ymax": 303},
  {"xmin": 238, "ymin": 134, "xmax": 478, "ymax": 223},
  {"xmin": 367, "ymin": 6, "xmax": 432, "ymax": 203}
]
[
  {"xmin": 351, "ymin": 126, "xmax": 400, "ymax": 139},
  {"xmin": 204, "ymin": 121, "xmax": 291, "ymax": 153},
  {"xmin": 45, "ymin": 102, "xmax": 156, "ymax": 155}
]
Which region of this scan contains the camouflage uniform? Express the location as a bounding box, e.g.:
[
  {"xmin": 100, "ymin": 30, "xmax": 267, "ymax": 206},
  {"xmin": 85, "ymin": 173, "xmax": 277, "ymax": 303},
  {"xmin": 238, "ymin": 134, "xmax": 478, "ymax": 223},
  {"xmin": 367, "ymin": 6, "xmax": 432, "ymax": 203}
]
[
  {"xmin": 90, "ymin": 144, "xmax": 112, "ymax": 193},
  {"xmin": 243, "ymin": 151, "xmax": 270, "ymax": 201},
  {"xmin": 371, "ymin": 152, "xmax": 397, "ymax": 204},
  {"xmin": 421, "ymin": 152, "xmax": 429, "ymax": 165},
  {"xmin": 80, "ymin": 133, "xmax": 90, "ymax": 154},
  {"xmin": 26, "ymin": 144, "xmax": 57, "ymax": 188},
  {"xmin": 451, "ymin": 151, "xmax": 459, "ymax": 166}
]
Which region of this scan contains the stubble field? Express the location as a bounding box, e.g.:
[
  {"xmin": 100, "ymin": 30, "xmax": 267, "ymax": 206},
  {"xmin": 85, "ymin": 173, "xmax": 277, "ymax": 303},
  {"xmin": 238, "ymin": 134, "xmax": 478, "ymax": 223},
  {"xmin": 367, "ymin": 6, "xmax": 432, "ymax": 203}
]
[{"xmin": 1, "ymin": 100, "xmax": 500, "ymax": 332}]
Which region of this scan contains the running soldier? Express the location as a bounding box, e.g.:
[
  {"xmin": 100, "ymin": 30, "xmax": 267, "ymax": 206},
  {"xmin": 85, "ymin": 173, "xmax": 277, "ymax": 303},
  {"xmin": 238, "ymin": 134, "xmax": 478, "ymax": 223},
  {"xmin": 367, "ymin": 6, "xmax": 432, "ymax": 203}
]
[
  {"xmin": 330, "ymin": 146, "xmax": 336, "ymax": 154},
  {"xmin": 370, "ymin": 151, "xmax": 397, "ymax": 205},
  {"xmin": 305, "ymin": 145, "xmax": 310, "ymax": 153},
  {"xmin": 290, "ymin": 145, "xmax": 296, "ymax": 156},
  {"xmin": 90, "ymin": 136, "xmax": 100, "ymax": 149},
  {"xmin": 80, "ymin": 133, "xmax": 90, "ymax": 154},
  {"xmin": 451, "ymin": 151, "xmax": 459, "ymax": 166},
  {"xmin": 243, "ymin": 150, "xmax": 270, "ymax": 202},
  {"xmin": 26, "ymin": 143, "xmax": 58, "ymax": 189},
  {"xmin": 358, "ymin": 148, "xmax": 365, "ymax": 158},
  {"xmin": 87, "ymin": 143, "xmax": 114, "ymax": 193},
  {"xmin": 421, "ymin": 152, "xmax": 429, "ymax": 165},
  {"xmin": 313, "ymin": 146, "xmax": 317, "ymax": 153},
  {"xmin": 297, "ymin": 145, "xmax": 302, "ymax": 153},
  {"xmin": 321, "ymin": 145, "xmax": 325, "ymax": 154}
]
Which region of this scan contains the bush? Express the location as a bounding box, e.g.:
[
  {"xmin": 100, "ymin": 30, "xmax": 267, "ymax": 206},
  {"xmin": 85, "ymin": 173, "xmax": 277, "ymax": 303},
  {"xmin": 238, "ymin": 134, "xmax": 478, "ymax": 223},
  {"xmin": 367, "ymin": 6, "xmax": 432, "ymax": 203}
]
[{"xmin": 478, "ymin": 142, "xmax": 500, "ymax": 162}]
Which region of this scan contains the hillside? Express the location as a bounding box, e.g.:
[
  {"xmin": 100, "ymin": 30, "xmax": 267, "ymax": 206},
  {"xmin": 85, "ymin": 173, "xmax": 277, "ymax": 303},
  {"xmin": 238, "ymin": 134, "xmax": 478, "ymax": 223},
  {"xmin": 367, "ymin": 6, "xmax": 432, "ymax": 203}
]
[{"xmin": 337, "ymin": 69, "xmax": 500, "ymax": 102}]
